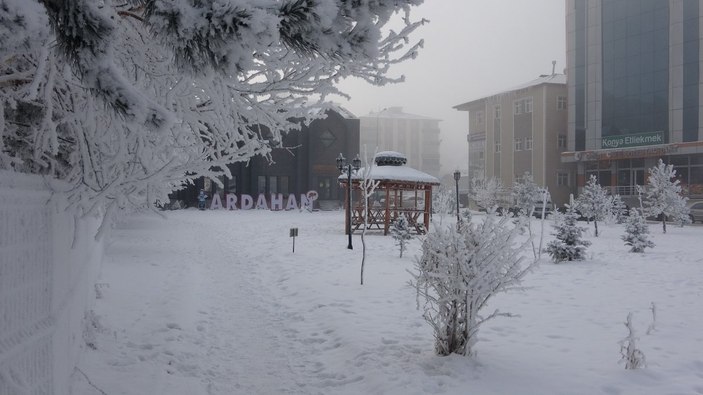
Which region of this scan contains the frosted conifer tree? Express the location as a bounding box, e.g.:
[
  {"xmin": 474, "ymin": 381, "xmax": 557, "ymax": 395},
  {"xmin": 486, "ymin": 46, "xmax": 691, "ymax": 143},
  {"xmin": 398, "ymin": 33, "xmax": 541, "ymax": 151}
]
[
  {"xmin": 390, "ymin": 215, "xmax": 413, "ymax": 258},
  {"xmin": 410, "ymin": 214, "xmax": 534, "ymax": 356},
  {"xmin": 575, "ymin": 175, "xmax": 613, "ymax": 237},
  {"xmin": 622, "ymin": 208, "xmax": 654, "ymax": 253},
  {"xmin": 470, "ymin": 177, "xmax": 504, "ymax": 213},
  {"xmin": 546, "ymin": 204, "xmax": 591, "ymax": 262},
  {"xmin": 610, "ymin": 194, "xmax": 627, "ymax": 223},
  {"xmin": 638, "ymin": 159, "xmax": 690, "ymax": 233}
]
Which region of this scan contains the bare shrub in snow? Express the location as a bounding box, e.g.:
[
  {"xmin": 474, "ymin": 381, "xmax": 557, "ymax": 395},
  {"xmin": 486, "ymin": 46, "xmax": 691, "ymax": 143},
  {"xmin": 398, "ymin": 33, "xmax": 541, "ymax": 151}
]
[
  {"xmin": 410, "ymin": 214, "xmax": 533, "ymax": 356},
  {"xmin": 646, "ymin": 302, "xmax": 657, "ymax": 335},
  {"xmin": 390, "ymin": 215, "xmax": 413, "ymax": 258},
  {"xmin": 622, "ymin": 209, "xmax": 654, "ymax": 253},
  {"xmin": 619, "ymin": 312, "xmax": 646, "ymax": 369},
  {"xmin": 546, "ymin": 205, "xmax": 591, "ymax": 263}
]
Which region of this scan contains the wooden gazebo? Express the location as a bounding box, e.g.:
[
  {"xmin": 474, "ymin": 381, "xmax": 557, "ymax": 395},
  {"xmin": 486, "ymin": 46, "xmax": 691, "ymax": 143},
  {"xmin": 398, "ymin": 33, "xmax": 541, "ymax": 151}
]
[{"xmin": 338, "ymin": 152, "xmax": 440, "ymax": 235}]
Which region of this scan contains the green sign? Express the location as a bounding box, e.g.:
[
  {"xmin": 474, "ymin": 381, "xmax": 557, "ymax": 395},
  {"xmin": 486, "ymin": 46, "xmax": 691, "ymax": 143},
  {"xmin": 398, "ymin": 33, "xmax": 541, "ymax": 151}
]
[{"xmin": 601, "ymin": 131, "xmax": 665, "ymax": 149}]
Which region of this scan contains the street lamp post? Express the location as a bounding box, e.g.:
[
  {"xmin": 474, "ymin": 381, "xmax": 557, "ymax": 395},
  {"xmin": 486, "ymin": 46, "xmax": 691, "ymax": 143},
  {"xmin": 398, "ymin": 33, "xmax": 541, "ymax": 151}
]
[
  {"xmin": 454, "ymin": 170, "xmax": 461, "ymax": 225},
  {"xmin": 337, "ymin": 153, "xmax": 361, "ymax": 249}
]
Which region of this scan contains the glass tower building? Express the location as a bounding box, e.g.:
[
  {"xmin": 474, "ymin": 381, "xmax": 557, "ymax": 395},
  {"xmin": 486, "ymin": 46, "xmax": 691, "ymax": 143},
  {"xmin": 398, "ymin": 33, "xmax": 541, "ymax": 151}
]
[{"xmin": 565, "ymin": 0, "xmax": 703, "ymax": 201}]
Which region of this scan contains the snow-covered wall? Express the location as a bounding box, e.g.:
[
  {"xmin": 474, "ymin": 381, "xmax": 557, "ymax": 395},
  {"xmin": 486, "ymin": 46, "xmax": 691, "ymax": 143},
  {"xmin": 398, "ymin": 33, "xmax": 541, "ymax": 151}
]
[{"xmin": 0, "ymin": 171, "xmax": 104, "ymax": 395}]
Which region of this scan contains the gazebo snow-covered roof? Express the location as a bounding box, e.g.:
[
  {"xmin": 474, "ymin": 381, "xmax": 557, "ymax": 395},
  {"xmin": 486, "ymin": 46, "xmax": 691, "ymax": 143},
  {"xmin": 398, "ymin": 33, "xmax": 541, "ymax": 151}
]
[{"xmin": 338, "ymin": 151, "xmax": 439, "ymax": 235}]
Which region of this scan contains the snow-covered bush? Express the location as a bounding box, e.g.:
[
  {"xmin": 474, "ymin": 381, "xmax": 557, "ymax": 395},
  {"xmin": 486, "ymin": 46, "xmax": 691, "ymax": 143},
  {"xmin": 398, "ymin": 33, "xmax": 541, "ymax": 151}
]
[
  {"xmin": 432, "ymin": 187, "xmax": 456, "ymax": 225},
  {"xmin": 512, "ymin": 172, "xmax": 541, "ymax": 216},
  {"xmin": 638, "ymin": 159, "xmax": 690, "ymax": 233},
  {"xmin": 619, "ymin": 312, "xmax": 646, "ymax": 369},
  {"xmin": 461, "ymin": 208, "xmax": 472, "ymax": 224},
  {"xmin": 470, "ymin": 177, "xmax": 505, "ymax": 212},
  {"xmin": 410, "ymin": 214, "xmax": 533, "ymax": 356},
  {"xmin": 390, "ymin": 215, "xmax": 413, "ymax": 258},
  {"xmin": 546, "ymin": 205, "xmax": 591, "ymax": 263},
  {"xmin": 575, "ymin": 175, "xmax": 613, "ymax": 237},
  {"xmin": 622, "ymin": 209, "xmax": 654, "ymax": 253}
]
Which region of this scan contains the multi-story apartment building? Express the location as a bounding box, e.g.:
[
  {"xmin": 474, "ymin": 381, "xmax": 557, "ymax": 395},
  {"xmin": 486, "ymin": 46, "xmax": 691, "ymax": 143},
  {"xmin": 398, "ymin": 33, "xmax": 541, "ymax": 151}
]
[
  {"xmin": 454, "ymin": 73, "xmax": 573, "ymax": 207},
  {"xmin": 358, "ymin": 107, "xmax": 441, "ymax": 177},
  {"xmin": 564, "ymin": 0, "xmax": 703, "ymax": 202}
]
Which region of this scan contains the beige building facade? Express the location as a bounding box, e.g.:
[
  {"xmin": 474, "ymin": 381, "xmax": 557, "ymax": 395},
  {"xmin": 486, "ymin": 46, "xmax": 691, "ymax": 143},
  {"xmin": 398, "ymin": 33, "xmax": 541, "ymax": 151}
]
[
  {"xmin": 358, "ymin": 107, "xmax": 441, "ymax": 177},
  {"xmin": 454, "ymin": 74, "xmax": 574, "ymax": 207}
]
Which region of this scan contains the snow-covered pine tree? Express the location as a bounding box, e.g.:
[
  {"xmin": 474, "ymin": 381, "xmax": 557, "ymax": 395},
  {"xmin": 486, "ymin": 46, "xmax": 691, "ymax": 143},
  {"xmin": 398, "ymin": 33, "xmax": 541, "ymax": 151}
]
[
  {"xmin": 546, "ymin": 204, "xmax": 591, "ymax": 263},
  {"xmin": 390, "ymin": 215, "xmax": 413, "ymax": 258},
  {"xmin": 512, "ymin": 172, "xmax": 541, "ymax": 217},
  {"xmin": 410, "ymin": 214, "xmax": 534, "ymax": 356},
  {"xmin": 610, "ymin": 194, "xmax": 627, "ymax": 223},
  {"xmin": 622, "ymin": 208, "xmax": 654, "ymax": 253},
  {"xmin": 575, "ymin": 174, "xmax": 613, "ymax": 237},
  {"xmin": 639, "ymin": 159, "xmax": 690, "ymax": 233},
  {"xmin": 1, "ymin": 0, "xmax": 425, "ymax": 235},
  {"xmin": 470, "ymin": 177, "xmax": 505, "ymax": 213}
]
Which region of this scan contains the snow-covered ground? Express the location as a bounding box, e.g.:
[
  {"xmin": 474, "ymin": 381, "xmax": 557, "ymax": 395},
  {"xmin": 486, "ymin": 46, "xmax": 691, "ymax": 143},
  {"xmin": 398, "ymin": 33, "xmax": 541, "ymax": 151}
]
[{"xmin": 72, "ymin": 210, "xmax": 703, "ymax": 395}]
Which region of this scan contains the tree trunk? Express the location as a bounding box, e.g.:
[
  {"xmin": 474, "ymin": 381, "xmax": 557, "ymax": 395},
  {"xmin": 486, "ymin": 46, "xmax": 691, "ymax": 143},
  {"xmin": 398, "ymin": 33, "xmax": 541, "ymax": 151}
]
[
  {"xmin": 662, "ymin": 216, "xmax": 667, "ymax": 234},
  {"xmin": 594, "ymin": 220, "xmax": 599, "ymax": 237}
]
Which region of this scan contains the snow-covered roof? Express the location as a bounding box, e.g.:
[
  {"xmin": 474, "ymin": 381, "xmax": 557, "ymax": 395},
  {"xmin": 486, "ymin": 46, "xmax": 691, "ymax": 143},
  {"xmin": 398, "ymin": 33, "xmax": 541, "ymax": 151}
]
[
  {"xmin": 307, "ymin": 103, "xmax": 357, "ymax": 119},
  {"xmin": 359, "ymin": 107, "xmax": 440, "ymax": 121},
  {"xmin": 453, "ymin": 74, "xmax": 567, "ymax": 110},
  {"xmin": 338, "ymin": 151, "xmax": 439, "ymax": 185}
]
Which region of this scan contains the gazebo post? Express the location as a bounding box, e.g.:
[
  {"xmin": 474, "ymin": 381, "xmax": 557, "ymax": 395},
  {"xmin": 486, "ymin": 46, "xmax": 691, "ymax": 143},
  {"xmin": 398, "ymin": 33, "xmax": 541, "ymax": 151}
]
[
  {"xmin": 384, "ymin": 187, "xmax": 391, "ymax": 235},
  {"xmin": 423, "ymin": 187, "xmax": 431, "ymax": 232}
]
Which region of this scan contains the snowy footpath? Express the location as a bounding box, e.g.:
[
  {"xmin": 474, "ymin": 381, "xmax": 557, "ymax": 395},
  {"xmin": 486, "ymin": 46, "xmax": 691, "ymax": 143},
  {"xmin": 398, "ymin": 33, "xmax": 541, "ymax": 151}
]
[{"xmin": 72, "ymin": 210, "xmax": 703, "ymax": 395}]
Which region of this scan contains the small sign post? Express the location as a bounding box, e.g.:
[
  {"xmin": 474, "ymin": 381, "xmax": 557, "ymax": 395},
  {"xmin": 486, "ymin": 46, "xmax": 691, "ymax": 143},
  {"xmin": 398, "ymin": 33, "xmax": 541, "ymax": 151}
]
[{"xmin": 289, "ymin": 227, "xmax": 299, "ymax": 253}]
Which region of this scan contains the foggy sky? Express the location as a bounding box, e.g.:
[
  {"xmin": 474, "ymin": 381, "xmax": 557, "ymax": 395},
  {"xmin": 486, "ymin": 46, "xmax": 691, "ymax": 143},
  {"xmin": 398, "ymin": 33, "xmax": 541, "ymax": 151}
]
[{"xmin": 336, "ymin": 0, "xmax": 566, "ymax": 177}]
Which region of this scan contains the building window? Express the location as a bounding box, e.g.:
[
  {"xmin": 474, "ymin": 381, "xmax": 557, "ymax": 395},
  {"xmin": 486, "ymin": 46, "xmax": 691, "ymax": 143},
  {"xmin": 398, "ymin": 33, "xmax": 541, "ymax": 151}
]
[
  {"xmin": 525, "ymin": 137, "xmax": 533, "ymax": 150},
  {"xmin": 514, "ymin": 98, "xmax": 533, "ymax": 114},
  {"xmin": 476, "ymin": 111, "xmax": 484, "ymax": 124},
  {"xmin": 557, "ymin": 96, "xmax": 567, "ymax": 110},
  {"xmin": 557, "ymin": 171, "xmax": 569, "ymax": 187},
  {"xmin": 514, "ymin": 100, "xmax": 523, "ymax": 115},
  {"xmin": 257, "ymin": 176, "xmax": 266, "ymax": 194},
  {"xmin": 494, "ymin": 105, "xmax": 501, "ymax": 119},
  {"xmin": 558, "ymin": 134, "xmax": 567, "ymax": 150},
  {"xmin": 495, "ymin": 142, "xmax": 501, "ymax": 153},
  {"xmin": 514, "ymin": 138, "xmax": 523, "ymax": 151},
  {"xmin": 478, "ymin": 151, "xmax": 484, "ymax": 160},
  {"xmin": 269, "ymin": 176, "xmax": 278, "ymax": 194}
]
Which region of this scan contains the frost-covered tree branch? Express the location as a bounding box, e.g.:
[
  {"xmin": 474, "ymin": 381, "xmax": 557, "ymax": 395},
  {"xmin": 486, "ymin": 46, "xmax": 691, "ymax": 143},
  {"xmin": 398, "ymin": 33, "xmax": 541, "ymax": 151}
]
[{"xmin": 1, "ymin": 0, "xmax": 425, "ymax": 234}]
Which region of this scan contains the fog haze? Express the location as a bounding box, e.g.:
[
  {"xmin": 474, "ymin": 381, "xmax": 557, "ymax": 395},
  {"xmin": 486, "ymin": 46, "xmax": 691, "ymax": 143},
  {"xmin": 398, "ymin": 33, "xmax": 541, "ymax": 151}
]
[{"xmin": 336, "ymin": 0, "xmax": 566, "ymax": 176}]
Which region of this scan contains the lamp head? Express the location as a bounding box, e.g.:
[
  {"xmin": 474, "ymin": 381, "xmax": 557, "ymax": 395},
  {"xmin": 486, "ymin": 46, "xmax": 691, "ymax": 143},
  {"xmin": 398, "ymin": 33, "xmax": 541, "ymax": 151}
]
[
  {"xmin": 352, "ymin": 154, "xmax": 361, "ymax": 171},
  {"xmin": 453, "ymin": 170, "xmax": 461, "ymax": 181},
  {"xmin": 336, "ymin": 153, "xmax": 345, "ymax": 171}
]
